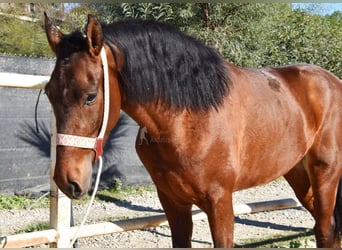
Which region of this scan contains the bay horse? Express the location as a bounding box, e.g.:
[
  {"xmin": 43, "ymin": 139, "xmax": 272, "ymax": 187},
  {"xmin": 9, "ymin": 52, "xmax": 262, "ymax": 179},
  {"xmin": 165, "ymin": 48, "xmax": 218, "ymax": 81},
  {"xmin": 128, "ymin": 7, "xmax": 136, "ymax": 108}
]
[{"xmin": 44, "ymin": 13, "xmax": 342, "ymax": 248}]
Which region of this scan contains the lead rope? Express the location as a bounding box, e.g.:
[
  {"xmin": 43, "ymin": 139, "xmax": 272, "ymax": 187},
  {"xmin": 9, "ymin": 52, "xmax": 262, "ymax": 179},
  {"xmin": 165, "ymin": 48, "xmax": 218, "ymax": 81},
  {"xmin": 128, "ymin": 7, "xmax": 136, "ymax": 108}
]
[
  {"xmin": 68, "ymin": 47, "xmax": 110, "ymax": 247},
  {"xmin": 69, "ymin": 156, "xmax": 103, "ymax": 247},
  {"xmin": 35, "ymin": 89, "xmax": 43, "ymax": 134}
]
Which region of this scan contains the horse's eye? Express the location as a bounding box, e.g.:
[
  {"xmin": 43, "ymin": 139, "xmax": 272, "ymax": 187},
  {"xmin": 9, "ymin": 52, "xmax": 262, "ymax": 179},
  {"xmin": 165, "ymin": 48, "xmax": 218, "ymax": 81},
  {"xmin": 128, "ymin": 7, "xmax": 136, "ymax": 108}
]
[{"xmin": 85, "ymin": 93, "xmax": 97, "ymax": 105}]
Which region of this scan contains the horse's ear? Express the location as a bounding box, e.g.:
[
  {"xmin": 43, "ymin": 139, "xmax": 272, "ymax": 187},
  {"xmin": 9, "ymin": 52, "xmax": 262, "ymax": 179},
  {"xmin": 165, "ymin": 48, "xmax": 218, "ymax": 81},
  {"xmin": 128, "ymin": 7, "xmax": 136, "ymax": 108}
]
[
  {"xmin": 44, "ymin": 12, "xmax": 63, "ymax": 54},
  {"xmin": 86, "ymin": 14, "xmax": 103, "ymax": 57}
]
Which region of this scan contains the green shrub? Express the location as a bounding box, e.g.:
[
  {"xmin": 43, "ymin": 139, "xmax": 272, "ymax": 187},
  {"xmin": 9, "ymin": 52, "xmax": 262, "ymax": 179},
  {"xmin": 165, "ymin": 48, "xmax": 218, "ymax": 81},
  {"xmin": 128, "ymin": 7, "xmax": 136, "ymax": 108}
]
[{"xmin": 0, "ymin": 15, "xmax": 53, "ymax": 57}]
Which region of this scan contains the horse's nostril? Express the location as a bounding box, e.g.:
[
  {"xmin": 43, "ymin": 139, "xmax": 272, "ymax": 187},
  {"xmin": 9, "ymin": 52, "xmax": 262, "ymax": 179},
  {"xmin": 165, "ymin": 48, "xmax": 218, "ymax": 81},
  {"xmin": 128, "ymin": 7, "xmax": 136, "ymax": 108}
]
[{"xmin": 69, "ymin": 181, "xmax": 83, "ymax": 198}]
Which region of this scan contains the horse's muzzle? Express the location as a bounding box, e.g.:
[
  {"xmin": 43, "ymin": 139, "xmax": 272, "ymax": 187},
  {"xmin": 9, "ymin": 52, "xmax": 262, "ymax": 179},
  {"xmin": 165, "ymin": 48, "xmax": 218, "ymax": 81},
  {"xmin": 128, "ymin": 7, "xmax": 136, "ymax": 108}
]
[
  {"xmin": 67, "ymin": 181, "xmax": 86, "ymax": 199},
  {"xmin": 53, "ymin": 174, "xmax": 88, "ymax": 200}
]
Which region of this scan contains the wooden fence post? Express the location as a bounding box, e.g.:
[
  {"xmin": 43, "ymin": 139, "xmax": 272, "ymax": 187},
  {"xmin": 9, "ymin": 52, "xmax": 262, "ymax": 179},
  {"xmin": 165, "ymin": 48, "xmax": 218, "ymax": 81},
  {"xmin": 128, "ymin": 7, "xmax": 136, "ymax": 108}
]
[{"xmin": 49, "ymin": 111, "xmax": 72, "ymax": 248}]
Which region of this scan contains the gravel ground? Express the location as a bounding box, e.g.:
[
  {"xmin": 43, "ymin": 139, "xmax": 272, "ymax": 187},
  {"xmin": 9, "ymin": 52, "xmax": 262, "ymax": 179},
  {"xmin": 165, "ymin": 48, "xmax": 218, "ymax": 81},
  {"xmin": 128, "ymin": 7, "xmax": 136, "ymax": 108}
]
[{"xmin": 1, "ymin": 179, "xmax": 316, "ymax": 248}]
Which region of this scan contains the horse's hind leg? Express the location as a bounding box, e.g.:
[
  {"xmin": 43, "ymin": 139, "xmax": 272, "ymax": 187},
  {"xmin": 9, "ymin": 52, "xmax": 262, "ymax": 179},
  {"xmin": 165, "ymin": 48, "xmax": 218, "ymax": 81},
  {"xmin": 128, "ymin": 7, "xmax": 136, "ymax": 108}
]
[
  {"xmin": 157, "ymin": 189, "xmax": 193, "ymax": 247},
  {"xmin": 286, "ymin": 147, "xmax": 342, "ymax": 247},
  {"xmin": 306, "ymin": 148, "xmax": 342, "ymax": 248},
  {"xmin": 284, "ymin": 160, "xmax": 314, "ymax": 215}
]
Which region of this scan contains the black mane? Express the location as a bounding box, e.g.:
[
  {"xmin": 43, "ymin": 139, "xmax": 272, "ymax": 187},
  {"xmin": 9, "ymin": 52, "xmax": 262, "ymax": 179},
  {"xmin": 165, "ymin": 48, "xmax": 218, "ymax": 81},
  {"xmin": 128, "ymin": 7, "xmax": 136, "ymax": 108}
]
[{"xmin": 103, "ymin": 19, "xmax": 231, "ymax": 111}]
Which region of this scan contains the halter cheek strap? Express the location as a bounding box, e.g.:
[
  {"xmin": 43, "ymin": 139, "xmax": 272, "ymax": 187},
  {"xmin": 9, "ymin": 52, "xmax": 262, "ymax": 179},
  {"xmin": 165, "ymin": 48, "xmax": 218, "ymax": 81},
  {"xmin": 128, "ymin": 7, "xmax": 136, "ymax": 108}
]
[{"xmin": 56, "ymin": 47, "xmax": 110, "ymax": 161}]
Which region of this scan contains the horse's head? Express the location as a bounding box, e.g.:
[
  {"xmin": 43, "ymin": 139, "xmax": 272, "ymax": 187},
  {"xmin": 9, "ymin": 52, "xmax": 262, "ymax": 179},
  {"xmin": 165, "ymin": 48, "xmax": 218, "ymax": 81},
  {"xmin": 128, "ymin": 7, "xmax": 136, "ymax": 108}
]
[{"xmin": 44, "ymin": 13, "xmax": 121, "ymax": 199}]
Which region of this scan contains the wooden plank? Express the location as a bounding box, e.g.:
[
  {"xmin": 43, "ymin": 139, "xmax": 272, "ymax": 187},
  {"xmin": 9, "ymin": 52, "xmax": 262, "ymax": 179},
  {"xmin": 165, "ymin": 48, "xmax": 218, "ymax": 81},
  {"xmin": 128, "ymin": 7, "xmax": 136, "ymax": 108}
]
[
  {"xmin": 0, "ymin": 198, "xmax": 302, "ymax": 248},
  {"xmin": 49, "ymin": 112, "xmax": 72, "ymax": 248},
  {"xmin": 233, "ymin": 198, "xmax": 301, "ymax": 215},
  {"xmin": 0, "ymin": 229, "xmax": 58, "ymax": 248},
  {"xmin": 0, "ymin": 73, "xmax": 49, "ymax": 89}
]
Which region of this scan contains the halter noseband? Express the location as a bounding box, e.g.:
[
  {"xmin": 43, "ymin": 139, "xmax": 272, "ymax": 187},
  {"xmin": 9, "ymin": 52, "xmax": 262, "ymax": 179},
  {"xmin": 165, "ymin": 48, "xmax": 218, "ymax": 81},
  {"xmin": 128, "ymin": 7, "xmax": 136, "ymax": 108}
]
[{"xmin": 56, "ymin": 47, "xmax": 110, "ymax": 161}]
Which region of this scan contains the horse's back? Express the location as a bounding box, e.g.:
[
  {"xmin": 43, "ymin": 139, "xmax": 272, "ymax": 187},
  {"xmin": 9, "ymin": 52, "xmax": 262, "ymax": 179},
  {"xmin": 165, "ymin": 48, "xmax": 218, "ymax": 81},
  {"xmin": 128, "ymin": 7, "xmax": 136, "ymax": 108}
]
[
  {"xmin": 231, "ymin": 64, "xmax": 342, "ymax": 189},
  {"xmin": 272, "ymin": 64, "xmax": 342, "ymax": 135},
  {"xmin": 269, "ymin": 64, "xmax": 342, "ymax": 100}
]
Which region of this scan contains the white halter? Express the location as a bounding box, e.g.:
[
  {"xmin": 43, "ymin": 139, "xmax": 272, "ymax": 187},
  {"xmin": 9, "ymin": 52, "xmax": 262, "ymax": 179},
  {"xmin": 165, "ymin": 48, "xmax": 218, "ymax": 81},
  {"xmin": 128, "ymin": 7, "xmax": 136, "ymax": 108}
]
[{"xmin": 56, "ymin": 47, "xmax": 110, "ymax": 161}]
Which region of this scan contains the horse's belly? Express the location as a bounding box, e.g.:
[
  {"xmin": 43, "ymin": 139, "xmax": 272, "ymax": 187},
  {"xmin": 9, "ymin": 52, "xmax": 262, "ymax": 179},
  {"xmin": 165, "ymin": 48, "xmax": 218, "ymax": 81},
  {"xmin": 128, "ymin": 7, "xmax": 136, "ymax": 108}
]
[{"xmin": 234, "ymin": 100, "xmax": 310, "ymax": 190}]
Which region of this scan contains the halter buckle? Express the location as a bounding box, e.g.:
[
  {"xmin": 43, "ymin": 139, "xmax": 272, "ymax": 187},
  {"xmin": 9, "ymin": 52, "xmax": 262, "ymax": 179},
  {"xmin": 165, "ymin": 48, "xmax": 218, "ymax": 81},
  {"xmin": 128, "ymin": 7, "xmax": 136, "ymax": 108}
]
[{"xmin": 94, "ymin": 138, "xmax": 104, "ymax": 161}]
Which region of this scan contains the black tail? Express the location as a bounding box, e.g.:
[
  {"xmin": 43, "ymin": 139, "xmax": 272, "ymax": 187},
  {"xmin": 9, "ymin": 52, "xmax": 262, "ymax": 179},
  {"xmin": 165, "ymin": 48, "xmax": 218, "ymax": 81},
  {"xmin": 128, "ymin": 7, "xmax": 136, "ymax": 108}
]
[{"xmin": 334, "ymin": 177, "xmax": 342, "ymax": 235}]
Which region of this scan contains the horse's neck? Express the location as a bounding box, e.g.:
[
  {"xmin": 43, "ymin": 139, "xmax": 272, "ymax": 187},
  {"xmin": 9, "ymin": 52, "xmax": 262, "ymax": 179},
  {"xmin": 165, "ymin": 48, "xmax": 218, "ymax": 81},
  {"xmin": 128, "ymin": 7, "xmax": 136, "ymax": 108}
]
[{"xmin": 122, "ymin": 101, "xmax": 177, "ymax": 139}]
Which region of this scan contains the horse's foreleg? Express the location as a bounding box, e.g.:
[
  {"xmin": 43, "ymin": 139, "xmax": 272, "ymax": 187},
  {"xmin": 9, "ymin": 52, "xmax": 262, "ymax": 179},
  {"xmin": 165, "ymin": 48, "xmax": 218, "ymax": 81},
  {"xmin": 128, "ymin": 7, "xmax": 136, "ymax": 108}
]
[
  {"xmin": 204, "ymin": 191, "xmax": 234, "ymax": 248},
  {"xmin": 157, "ymin": 189, "xmax": 193, "ymax": 248}
]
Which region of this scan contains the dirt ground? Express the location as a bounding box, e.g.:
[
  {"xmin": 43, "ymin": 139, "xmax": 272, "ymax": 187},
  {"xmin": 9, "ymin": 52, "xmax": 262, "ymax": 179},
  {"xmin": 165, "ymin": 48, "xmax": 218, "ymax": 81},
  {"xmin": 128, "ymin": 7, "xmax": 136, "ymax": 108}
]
[{"xmin": 1, "ymin": 179, "xmax": 316, "ymax": 248}]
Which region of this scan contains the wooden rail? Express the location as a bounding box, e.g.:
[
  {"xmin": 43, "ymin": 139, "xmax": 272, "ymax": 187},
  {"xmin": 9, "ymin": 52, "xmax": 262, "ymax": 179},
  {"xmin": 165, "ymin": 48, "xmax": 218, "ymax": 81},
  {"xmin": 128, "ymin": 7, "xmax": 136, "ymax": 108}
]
[
  {"xmin": 1, "ymin": 198, "xmax": 301, "ymax": 248},
  {"xmin": 0, "ymin": 72, "xmax": 49, "ymax": 89}
]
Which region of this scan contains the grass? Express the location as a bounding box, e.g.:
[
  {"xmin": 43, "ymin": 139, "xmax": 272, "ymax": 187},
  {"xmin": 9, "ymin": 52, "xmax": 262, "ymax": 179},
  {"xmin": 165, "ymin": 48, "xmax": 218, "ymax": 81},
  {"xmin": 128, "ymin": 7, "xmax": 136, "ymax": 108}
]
[
  {"xmin": 0, "ymin": 182, "xmax": 156, "ymax": 210},
  {"xmin": 235, "ymin": 229, "xmax": 316, "ymax": 248},
  {"xmin": 0, "ymin": 194, "xmax": 49, "ymax": 210},
  {"xmin": 96, "ymin": 180, "xmax": 156, "ymax": 201},
  {"xmin": 15, "ymin": 221, "xmax": 50, "ymax": 234}
]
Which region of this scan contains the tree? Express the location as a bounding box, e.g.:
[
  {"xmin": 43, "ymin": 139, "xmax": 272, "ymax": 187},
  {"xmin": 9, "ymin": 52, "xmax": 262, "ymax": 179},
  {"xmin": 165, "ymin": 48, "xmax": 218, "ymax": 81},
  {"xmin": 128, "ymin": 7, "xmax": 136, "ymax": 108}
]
[{"xmin": 0, "ymin": 3, "xmax": 340, "ymax": 78}]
